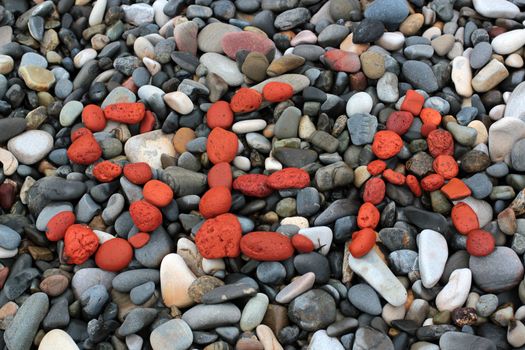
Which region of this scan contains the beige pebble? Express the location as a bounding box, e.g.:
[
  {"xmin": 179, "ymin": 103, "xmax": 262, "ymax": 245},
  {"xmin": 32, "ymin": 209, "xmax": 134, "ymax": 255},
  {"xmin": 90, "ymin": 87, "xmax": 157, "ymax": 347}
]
[
  {"xmin": 399, "ymin": 13, "xmax": 424, "ymax": 36},
  {"xmin": 280, "ymin": 216, "xmax": 309, "ymax": 228},
  {"xmin": 0, "ymin": 55, "xmax": 14, "ymax": 74},
  {"xmin": 468, "ymin": 120, "xmax": 488, "ymax": 145},
  {"xmin": 164, "ymin": 91, "xmax": 194, "ymax": 115},
  {"xmin": 451, "ymin": 56, "xmax": 473, "ymax": 97},
  {"xmin": 0, "ymin": 148, "xmax": 18, "ymax": 176},
  {"xmin": 256, "ymin": 324, "xmax": 283, "ymax": 350},
  {"xmin": 74, "ymin": 48, "xmax": 97, "ymax": 68},
  {"xmin": 298, "ymin": 115, "xmax": 316, "ymax": 140},
  {"xmin": 422, "ymin": 26, "xmax": 441, "ymax": 41},
  {"xmin": 506, "ymin": 53, "xmax": 524, "ymax": 68},
  {"xmin": 133, "ymin": 37, "xmax": 155, "ymax": 60},
  {"xmin": 160, "ymin": 253, "xmax": 196, "ymax": 308},
  {"xmin": 472, "ymin": 59, "xmax": 509, "ymax": 93},
  {"xmin": 376, "ymin": 32, "xmax": 405, "ymax": 51},
  {"xmin": 489, "ymin": 104, "xmax": 506, "ymax": 121},
  {"xmin": 382, "ymin": 303, "xmax": 406, "ymax": 326},
  {"xmin": 340, "ymin": 33, "xmax": 369, "ymax": 54},
  {"xmin": 38, "ymin": 329, "xmax": 79, "ymax": 350},
  {"xmin": 18, "ymin": 66, "xmax": 55, "ymax": 92},
  {"xmin": 354, "ymin": 165, "xmax": 371, "ymax": 188}
]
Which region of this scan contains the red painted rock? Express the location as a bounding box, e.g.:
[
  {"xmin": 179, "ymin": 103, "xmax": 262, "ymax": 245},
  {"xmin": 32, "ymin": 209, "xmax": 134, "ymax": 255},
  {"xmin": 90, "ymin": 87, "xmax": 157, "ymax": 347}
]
[
  {"xmin": 406, "ymin": 174, "xmax": 422, "ymax": 197},
  {"xmin": 103, "ymin": 103, "xmax": 146, "ymax": 124},
  {"xmin": 349, "ymin": 228, "xmax": 376, "ymax": 258},
  {"xmin": 199, "ymin": 186, "xmax": 232, "ymax": 219},
  {"xmin": 129, "ymin": 200, "xmax": 163, "ymax": 232},
  {"xmin": 386, "ymin": 111, "xmax": 414, "ymax": 135},
  {"xmin": 233, "ymin": 174, "xmax": 273, "ymax": 197},
  {"xmin": 291, "ymin": 234, "xmax": 314, "ymax": 253},
  {"xmin": 230, "ymin": 88, "xmax": 263, "ymax": 113},
  {"xmin": 128, "ymin": 232, "xmax": 150, "ymax": 249},
  {"xmin": 451, "ymin": 202, "xmax": 479, "ymax": 234},
  {"xmin": 466, "ymin": 229, "xmax": 496, "ymax": 257},
  {"xmin": 357, "ymin": 202, "xmax": 380, "ymax": 229},
  {"xmin": 367, "ymin": 160, "xmax": 387, "ymax": 176},
  {"xmin": 207, "ymin": 127, "xmax": 239, "ymax": 164},
  {"xmin": 139, "ymin": 110, "xmax": 156, "ymax": 133},
  {"xmin": 67, "ymin": 133, "xmax": 102, "ymax": 165},
  {"xmin": 82, "ymin": 104, "xmax": 106, "ymax": 132},
  {"xmin": 433, "ymin": 154, "xmax": 459, "ymax": 179},
  {"xmin": 420, "ymin": 173, "xmax": 445, "ymax": 192},
  {"xmin": 208, "ymin": 162, "xmax": 233, "ymax": 189},
  {"xmin": 95, "ymin": 238, "xmax": 133, "ymax": 272},
  {"xmin": 143, "ymin": 179, "xmax": 174, "ymax": 207},
  {"xmin": 400, "ymin": 90, "xmax": 424, "ymax": 116},
  {"xmin": 322, "ymin": 49, "xmax": 360, "ymax": 72},
  {"xmin": 382, "ymin": 169, "xmax": 406, "ymax": 185},
  {"xmin": 63, "ymin": 224, "xmax": 99, "ymax": 265},
  {"xmin": 372, "ymin": 130, "xmax": 403, "ymax": 159},
  {"xmin": 46, "ymin": 211, "xmax": 76, "ymax": 241},
  {"xmin": 222, "ymin": 31, "xmax": 275, "ymax": 60},
  {"xmin": 240, "ymin": 232, "xmax": 294, "ymax": 261},
  {"xmin": 123, "ymin": 162, "xmax": 153, "ymax": 185},
  {"xmin": 207, "ymin": 101, "xmax": 234, "ymax": 129},
  {"xmin": 362, "ymin": 177, "xmax": 386, "ymax": 205},
  {"xmin": 262, "ymin": 82, "xmax": 294, "ymax": 102},
  {"xmin": 427, "ymin": 129, "xmax": 454, "ymax": 157},
  {"xmin": 92, "ymin": 161, "xmax": 122, "ymax": 183},
  {"xmin": 267, "ymin": 168, "xmax": 310, "ymax": 190},
  {"xmin": 71, "ymin": 127, "xmax": 92, "ymax": 142},
  {"xmin": 195, "ymin": 213, "xmax": 242, "ymax": 259}
]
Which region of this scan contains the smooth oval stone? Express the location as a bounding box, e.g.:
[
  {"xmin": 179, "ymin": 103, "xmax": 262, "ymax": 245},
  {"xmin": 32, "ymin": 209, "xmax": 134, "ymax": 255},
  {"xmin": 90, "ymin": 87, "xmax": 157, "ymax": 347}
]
[
  {"xmin": 240, "ymin": 293, "xmax": 269, "ymax": 331},
  {"xmin": 439, "ymin": 331, "xmax": 496, "ymax": 350},
  {"xmin": 348, "ymin": 284, "xmax": 382, "ymax": 315},
  {"xmin": 435, "ymin": 268, "xmax": 471, "ymax": 312},
  {"xmin": 199, "ymin": 53, "xmax": 243, "ymax": 86},
  {"xmin": 71, "ymin": 268, "xmax": 116, "ymax": 299},
  {"xmin": 469, "ymin": 246, "xmax": 524, "ymax": 293},
  {"xmin": 418, "ymin": 229, "xmax": 448, "ymax": 288},
  {"xmin": 39, "ymin": 329, "xmax": 79, "ymax": 350},
  {"xmin": 0, "ymin": 118, "xmax": 26, "ymax": 143},
  {"xmin": 197, "ymin": 22, "xmax": 242, "ymax": 53},
  {"xmin": 7, "ymin": 130, "xmax": 53, "ymax": 164},
  {"xmin": 160, "ymin": 253, "xmax": 196, "ymax": 308},
  {"xmin": 288, "ymin": 289, "xmax": 336, "ymax": 331},
  {"xmin": 309, "ymin": 330, "xmax": 345, "ymax": 350},
  {"xmin": 182, "ymin": 303, "xmax": 241, "ymax": 330},
  {"xmin": 0, "ymin": 224, "xmax": 21, "ymax": 250},
  {"xmin": 275, "ymin": 272, "xmax": 316, "ymax": 303},
  {"xmin": 353, "ymin": 326, "xmax": 395, "ymax": 350},
  {"xmin": 201, "ymin": 283, "xmax": 258, "ymax": 304},
  {"xmin": 112, "ymin": 269, "xmax": 160, "ymax": 292},
  {"xmin": 402, "ymin": 60, "xmax": 439, "ymax": 93},
  {"xmin": 150, "ymin": 319, "xmax": 193, "ymax": 350}
]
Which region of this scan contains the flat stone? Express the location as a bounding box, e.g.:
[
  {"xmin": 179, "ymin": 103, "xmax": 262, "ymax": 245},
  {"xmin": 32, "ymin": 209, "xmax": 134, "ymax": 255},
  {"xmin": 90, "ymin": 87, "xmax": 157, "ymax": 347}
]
[
  {"xmin": 435, "ymin": 268, "xmax": 471, "ymax": 312},
  {"xmin": 472, "ymin": 59, "xmax": 509, "ymax": 93},
  {"xmin": 469, "ymin": 246, "xmax": 524, "ymax": 292},
  {"xmin": 199, "ymin": 53, "xmax": 243, "ymax": 86},
  {"xmin": 39, "ymin": 329, "xmax": 79, "ymax": 350},
  {"xmin": 150, "ymin": 319, "xmax": 193, "ymax": 350},
  {"xmin": 347, "ymin": 113, "xmax": 377, "ymax": 145},
  {"xmin": 439, "ymin": 331, "xmax": 496, "ymax": 350},
  {"xmin": 309, "ymin": 330, "xmax": 345, "ymax": 350},
  {"xmin": 18, "ymin": 65, "xmax": 55, "ymax": 92},
  {"xmin": 288, "ymin": 289, "xmax": 336, "ymax": 331},
  {"xmin": 348, "ymin": 284, "xmax": 382, "ymax": 315},
  {"xmin": 124, "ymin": 130, "xmax": 175, "ymax": 169},
  {"xmin": 353, "ymin": 326, "xmax": 394, "ymax": 350},
  {"xmin": 488, "ymin": 118, "xmax": 525, "ymax": 161},
  {"xmin": 182, "ymin": 303, "xmax": 241, "ymax": 330},
  {"xmin": 160, "ymin": 253, "xmax": 196, "ymax": 308},
  {"xmin": 7, "ymin": 130, "xmax": 53, "ymax": 165},
  {"xmin": 197, "ymin": 22, "xmax": 242, "ymax": 53},
  {"xmin": 402, "ymin": 61, "xmax": 438, "ymax": 93}
]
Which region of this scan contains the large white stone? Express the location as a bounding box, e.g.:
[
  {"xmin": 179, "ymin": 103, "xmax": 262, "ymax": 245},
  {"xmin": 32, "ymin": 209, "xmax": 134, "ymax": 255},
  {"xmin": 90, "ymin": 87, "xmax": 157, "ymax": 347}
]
[
  {"xmin": 491, "ymin": 29, "xmax": 525, "ymax": 55},
  {"xmin": 346, "ymin": 92, "xmax": 373, "ymax": 116},
  {"xmin": 7, "ymin": 130, "xmax": 53, "ymax": 165},
  {"xmin": 451, "ymin": 56, "xmax": 473, "ymax": 97},
  {"xmin": 505, "ymin": 81, "xmax": 525, "ymax": 118},
  {"xmin": 124, "ymin": 130, "xmax": 175, "ymax": 169},
  {"xmin": 89, "ymin": 0, "xmax": 107, "ymax": 26},
  {"xmin": 308, "ymin": 330, "xmax": 345, "ymax": 350},
  {"xmin": 298, "ymin": 226, "xmax": 333, "ymax": 255},
  {"xmin": 473, "ymin": 0, "xmax": 520, "ymax": 19},
  {"xmin": 418, "ymin": 229, "xmax": 448, "ymax": 288},
  {"xmin": 39, "ymin": 329, "xmax": 79, "ymax": 350},
  {"xmin": 199, "ymin": 53, "xmax": 244, "ymax": 86},
  {"xmin": 348, "ymin": 249, "xmax": 407, "ymax": 306},
  {"xmin": 488, "ymin": 117, "xmax": 525, "ymax": 161},
  {"xmin": 160, "ymin": 253, "xmax": 196, "ymax": 308},
  {"xmin": 436, "ymin": 268, "xmax": 472, "ymax": 311}
]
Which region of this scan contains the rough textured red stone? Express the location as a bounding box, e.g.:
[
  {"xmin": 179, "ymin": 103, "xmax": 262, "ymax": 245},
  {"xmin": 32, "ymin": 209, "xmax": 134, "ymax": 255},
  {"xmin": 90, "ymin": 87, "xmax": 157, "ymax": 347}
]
[
  {"xmin": 466, "ymin": 229, "xmax": 496, "ymax": 257},
  {"xmin": 195, "ymin": 213, "xmax": 242, "ymax": 259},
  {"xmin": 367, "ymin": 160, "xmax": 387, "ymax": 176},
  {"xmin": 139, "ymin": 110, "xmax": 156, "ymax": 133},
  {"xmin": 382, "ymin": 169, "xmax": 406, "ymax": 185},
  {"xmin": 406, "ymin": 174, "xmax": 422, "ymax": 197},
  {"xmin": 233, "ymin": 174, "xmax": 273, "ymax": 197},
  {"xmin": 67, "ymin": 133, "xmax": 102, "ymax": 165},
  {"xmin": 451, "ymin": 202, "xmax": 480, "ymax": 235},
  {"xmin": 262, "ymin": 82, "xmax": 294, "ymax": 102},
  {"xmin": 128, "ymin": 233, "xmax": 150, "ymax": 249},
  {"xmin": 103, "ymin": 102, "xmax": 146, "ymax": 124},
  {"xmin": 208, "ymin": 162, "xmax": 233, "ymax": 189},
  {"xmin": 240, "ymin": 232, "xmax": 294, "ymax": 261},
  {"xmin": 267, "ymin": 168, "xmax": 310, "ymax": 190},
  {"xmin": 371, "ymin": 130, "xmax": 403, "ymax": 159},
  {"xmin": 82, "ymin": 104, "xmax": 106, "ymax": 132},
  {"xmin": 93, "ymin": 161, "xmax": 122, "ymax": 183},
  {"xmin": 207, "ymin": 127, "xmax": 239, "ymax": 164},
  {"xmin": 129, "ymin": 200, "xmax": 163, "ymax": 232},
  {"xmin": 357, "ymin": 202, "xmax": 380, "ymax": 229},
  {"xmin": 95, "ymin": 238, "xmax": 133, "ymax": 272},
  {"xmin": 143, "ymin": 179, "xmax": 174, "ymax": 207},
  {"xmin": 207, "ymin": 101, "xmax": 234, "ymax": 129},
  {"xmin": 123, "ymin": 162, "xmax": 153, "ymax": 185},
  {"xmin": 427, "ymin": 129, "xmax": 454, "ymax": 157},
  {"xmin": 230, "ymin": 88, "xmax": 263, "ymax": 113},
  {"xmin": 63, "ymin": 224, "xmax": 99, "ymax": 265},
  {"xmin": 421, "ymin": 173, "xmax": 445, "ymax": 192},
  {"xmin": 199, "ymin": 186, "xmax": 232, "ymax": 219},
  {"xmin": 433, "ymin": 155, "xmax": 459, "ymax": 179},
  {"xmin": 400, "ymin": 90, "xmax": 424, "ymax": 116},
  {"xmin": 71, "ymin": 127, "xmax": 92, "ymax": 142},
  {"xmin": 386, "ymin": 111, "xmax": 414, "ymax": 135},
  {"xmin": 349, "ymin": 228, "xmax": 376, "ymax": 258},
  {"xmin": 362, "ymin": 177, "xmax": 386, "ymax": 205},
  {"xmin": 46, "ymin": 211, "xmax": 76, "ymax": 241}
]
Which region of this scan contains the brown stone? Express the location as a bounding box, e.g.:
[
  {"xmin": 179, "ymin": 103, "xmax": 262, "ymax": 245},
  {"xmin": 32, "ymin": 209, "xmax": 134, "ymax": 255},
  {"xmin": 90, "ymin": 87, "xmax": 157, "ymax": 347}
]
[
  {"xmin": 28, "ymin": 246, "xmax": 53, "ymax": 261},
  {"xmin": 242, "ymin": 52, "xmax": 269, "ymax": 82},
  {"xmin": 452, "ymin": 307, "xmax": 477, "ymax": 327},
  {"xmin": 39, "ymin": 274, "xmax": 69, "ymax": 297},
  {"xmin": 406, "ymin": 152, "xmax": 434, "ymax": 177},
  {"xmin": 188, "ymin": 276, "xmax": 224, "ymax": 303},
  {"xmin": 460, "ymin": 150, "xmax": 491, "ymax": 173},
  {"xmin": 360, "ymin": 51, "xmax": 385, "ymax": 79},
  {"xmin": 0, "ymin": 183, "xmax": 16, "ymax": 210},
  {"xmin": 498, "ymin": 207, "xmax": 517, "ymax": 235},
  {"xmin": 236, "ymin": 335, "xmax": 264, "ymax": 350},
  {"xmin": 262, "ymin": 304, "xmax": 289, "ymax": 335},
  {"xmin": 173, "ymin": 127, "xmax": 196, "ymax": 153},
  {"xmin": 399, "ymin": 13, "xmax": 424, "ymax": 36},
  {"xmin": 266, "ymin": 54, "xmax": 305, "ymax": 77}
]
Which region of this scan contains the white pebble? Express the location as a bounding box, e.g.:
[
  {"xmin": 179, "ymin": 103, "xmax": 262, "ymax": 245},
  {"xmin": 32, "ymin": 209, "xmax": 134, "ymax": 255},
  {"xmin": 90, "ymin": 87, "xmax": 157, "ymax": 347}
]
[
  {"xmin": 163, "ymin": 91, "xmax": 194, "ymax": 115},
  {"xmin": 232, "ymin": 119, "xmax": 267, "ymax": 133},
  {"xmin": 233, "ymin": 156, "xmax": 251, "ymax": 171}
]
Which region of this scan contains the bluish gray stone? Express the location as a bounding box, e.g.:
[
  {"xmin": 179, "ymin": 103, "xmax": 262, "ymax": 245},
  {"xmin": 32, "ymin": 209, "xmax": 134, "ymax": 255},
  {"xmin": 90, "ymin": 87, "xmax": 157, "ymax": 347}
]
[
  {"xmin": 348, "ymin": 284, "xmax": 382, "ymax": 315},
  {"xmin": 347, "ymin": 113, "xmax": 378, "ymax": 145}
]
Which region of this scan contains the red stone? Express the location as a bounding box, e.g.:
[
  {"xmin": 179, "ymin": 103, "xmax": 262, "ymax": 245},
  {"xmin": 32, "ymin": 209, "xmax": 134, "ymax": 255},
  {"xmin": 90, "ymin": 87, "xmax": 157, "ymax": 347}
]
[
  {"xmin": 291, "ymin": 234, "xmax": 315, "ymax": 253},
  {"xmin": 322, "ymin": 49, "xmax": 361, "ymax": 72},
  {"xmin": 420, "ymin": 108, "xmax": 441, "ymax": 126},
  {"xmin": 208, "ymin": 162, "xmax": 233, "ymax": 189},
  {"xmin": 362, "ymin": 177, "xmax": 386, "ymax": 205},
  {"xmin": 46, "ymin": 211, "xmax": 76, "ymax": 241},
  {"xmin": 466, "ymin": 229, "xmax": 496, "ymax": 257},
  {"xmin": 67, "ymin": 133, "xmax": 102, "ymax": 165},
  {"xmin": 128, "ymin": 232, "xmax": 150, "ymax": 249},
  {"xmin": 103, "ymin": 103, "xmax": 146, "ymax": 124},
  {"xmin": 440, "ymin": 178, "xmax": 472, "ymax": 200},
  {"xmin": 195, "ymin": 213, "xmax": 242, "ymax": 259},
  {"xmin": 433, "ymin": 155, "xmax": 459, "ymax": 179},
  {"xmin": 267, "ymin": 168, "xmax": 310, "ymax": 190},
  {"xmin": 262, "ymin": 82, "xmax": 294, "ymax": 102},
  {"xmin": 233, "ymin": 174, "xmax": 273, "ymax": 197},
  {"xmin": 71, "ymin": 127, "xmax": 92, "ymax": 142},
  {"xmin": 230, "ymin": 88, "xmax": 263, "ymax": 113},
  {"xmin": 451, "ymin": 202, "xmax": 479, "ymax": 235},
  {"xmin": 371, "ymin": 130, "xmax": 403, "ymax": 159},
  {"xmin": 143, "ymin": 179, "xmax": 174, "ymax": 207},
  {"xmin": 421, "ymin": 122, "xmax": 437, "ymax": 138},
  {"xmin": 420, "ymin": 173, "xmax": 445, "ymax": 192},
  {"xmin": 400, "ymin": 90, "xmax": 424, "ymax": 116},
  {"xmin": 221, "ymin": 31, "xmax": 275, "ymax": 60},
  {"xmin": 93, "ymin": 161, "xmax": 122, "ymax": 183},
  {"xmin": 207, "ymin": 101, "xmax": 234, "ymax": 129},
  {"xmin": 123, "ymin": 162, "xmax": 153, "ymax": 185},
  {"xmin": 207, "ymin": 127, "xmax": 239, "ymax": 164},
  {"xmin": 82, "ymin": 104, "xmax": 106, "ymax": 132},
  {"xmin": 63, "ymin": 224, "xmax": 99, "ymax": 265},
  {"xmin": 382, "ymin": 169, "xmax": 406, "ymax": 185},
  {"xmin": 406, "ymin": 174, "xmax": 422, "ymax": 197},
  {"xmin": 95, "ymin": 238, "xmax": 133, "ymax": 272},
  {"xmin": 386, "ymin": 111, "xmax": 414, "ymax": 135},
  {"xmin": 427, "ymin": 129, "xmax": 454, "ymax": 157},
  {"xmin": 349, "ymin": 228, "xmax": 376, "ymax": 258},
  {"xmin": 129, "ymin": 200, "xmax": 163, "ymax": 232},
  {"xmin": 240, "ymin": 231, "xmax": 294, "ymax": 261},
  {"xmin": 367, "ymin": 160, "xmax": 387, "ymax": 176},
  {"xmin": 357, "ymin": 202, "xmax": 380, "ymax": 229},
  {"xmin": 199, "ymin": 186, "xmax": 232, "ymax": 219},
  {"xmin": 139, "ymin": 110, "xmax": 156, "ymax": 133}
]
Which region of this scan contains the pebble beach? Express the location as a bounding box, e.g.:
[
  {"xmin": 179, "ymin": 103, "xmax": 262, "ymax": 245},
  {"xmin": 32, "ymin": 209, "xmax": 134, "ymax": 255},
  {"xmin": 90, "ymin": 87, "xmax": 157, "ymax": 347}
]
[{"xmin": 2, "ymin": 0, "xmax": 525, "ymax": 349}]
